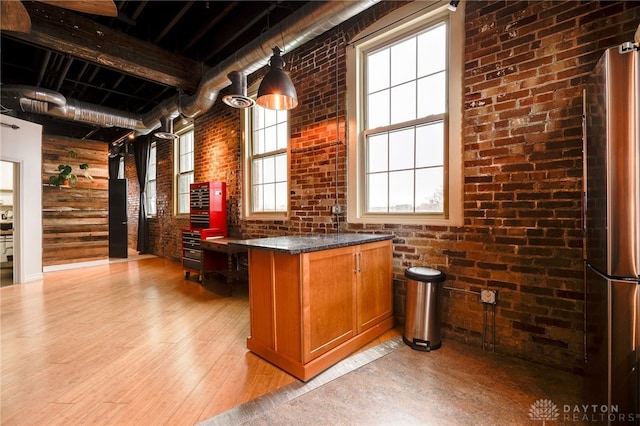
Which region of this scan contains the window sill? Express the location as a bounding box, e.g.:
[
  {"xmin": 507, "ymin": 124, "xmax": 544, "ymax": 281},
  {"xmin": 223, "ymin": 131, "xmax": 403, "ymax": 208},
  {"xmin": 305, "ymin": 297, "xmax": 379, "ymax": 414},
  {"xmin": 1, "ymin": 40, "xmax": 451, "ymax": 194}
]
[
  {"xmin": 243, "ymin": 212, "xmax": 289, "ymax": 221},
  {"xmin": 348, "ymin": 213, "xmax": 463, "ymax": 227}
]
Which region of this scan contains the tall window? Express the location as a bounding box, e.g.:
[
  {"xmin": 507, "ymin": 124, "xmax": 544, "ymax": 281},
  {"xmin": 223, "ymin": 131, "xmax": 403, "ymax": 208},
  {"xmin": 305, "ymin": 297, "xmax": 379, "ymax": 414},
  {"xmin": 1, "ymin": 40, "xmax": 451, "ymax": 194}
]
[
  {"xmin": 118, "ymin": 156, "xmax": 124, "ymax": 179},
  {"xmin": 145, "ymin": 141, "xmax": 157, "ymax": 216},
  {"xmin": 243, "ymin": 104, "xmax": 289, "ymax": 218},
  {"xmin": 347, "ymin": 2, "xmax": 464, "ymax": 226},
  {"xmin": 175, "ymin": 127, "xmax": 194, "ymax": 215}
]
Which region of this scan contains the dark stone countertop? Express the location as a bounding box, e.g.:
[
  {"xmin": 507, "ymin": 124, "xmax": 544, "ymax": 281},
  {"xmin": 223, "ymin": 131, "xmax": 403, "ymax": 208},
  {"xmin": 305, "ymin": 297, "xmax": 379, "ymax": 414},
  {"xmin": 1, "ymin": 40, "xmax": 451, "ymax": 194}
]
[{"xmin": 228, "ymin": 233, "xmax": 394, "ymax": 254}]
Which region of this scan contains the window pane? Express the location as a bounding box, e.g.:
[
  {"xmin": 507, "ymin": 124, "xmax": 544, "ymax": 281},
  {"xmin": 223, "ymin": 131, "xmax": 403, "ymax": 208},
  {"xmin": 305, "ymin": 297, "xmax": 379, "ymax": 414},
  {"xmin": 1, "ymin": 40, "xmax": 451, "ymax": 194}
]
[
  {"xmin": 366, "ymin": 133, "xmax": 388, "ymax": 173},
  {"xmin": 391, "ymin": 38, "xmax": 416, "ymax": 86},
  {"xmin": 118, "ymin": 157, "xmax": 124, "ymax": 179},
  {"xmin": 415, "ymin": 167, "xmax": 444, "ymax": 213},
  {"xmin": 254, "ymin": 106, "xmax": 264, "ymax": 129},
  {"xmin": 265, "ymin": 124, "xmax": 277, "ymax": 152},
  {"xmin": 366, "ymin": 172, "xmax": 388, "ymax": 212},
  {"xmin": 180, "ymin": 151, "xmax": 193, "ymax": 172},
  {"xmin": 147, "ymin": 181, "xmax": 157, "ymax": 216},
  {"xmin": 252, "ymin": 185, "xmax": 263, "ymax": 211},
  {"xmin": 264, "ymin": 108, "xmax": 277, "ymax": 127},
  {"xmin": 178, "ymin": 172, "xmax": 193, "ymax": 214},
  {"xmin": 277, "ymin": 122, "xmax": 287, "ymax": 150},
  {"xmin": 252, "ymin": 158, "xmax": 263, "ymax": 185},
  {"xmin": 390, "ymin": 81, "xmax": 416, "ymax": 124},
  {"xmin": 275, "ymin": 182, "xmax": 287, "ymax": 211},
  {"xmin": 176, "ymin": 130, "xmax": 194, "ymax": 214},
  {"xmin": 179, "ymin": 173, "xmax": 192, "ymax": 193},
  {"xmin": 262, "ymin": 183, "xmax": 275, "ymax": 210},
  {"xmin": 389, "ymin": 128, "xmax": 414, "ymax": 171},
  {"xmin": 367, "ymin": 49, "xmax": 389, "ymax": 94},
  {"xmin": 367, "ymin": 89, "xmax": 389, "ymax": 130},
  {"xmin": 389, "ymin": 170, "xmax": 414, "ymax": 211},
  {"xmin": 417, "ymin": 71, "xmax": 446, "ymax": 117},
  {"xmin": 179, "ymin": 131, "xmax": 194, "ymax": 175},
  {"xmin": 275, "ymin": 153, "xmax": 287, "ymax": 181},
  {"xmin": 263, "ymin": 156, "xmax": 275, "ymax": 183},
  {"xmin": 253, "ymin": 128, "xmax": 264, "ymax": 154},
  {"xmin": 148, "ymin": 144, "xmax": 157, "ymax": 176},
  {"xmin": 418, "ymin": 23, "xmax": 446, "ymax": 78},
  {"xmin": 179, "ymin": 193, "xmax": 189, "ymax": 213},
  {"xmin": 277, "ymin": 109, "xmax": 288, "ymax": 123},
  {"xmin": 416, "ymin": 121, "xmax": 444, "ymax": 168},
  {"xmin": 146, "ymin": 142, "xmax": 157, "ymax": 217},
  {"xmin": 148, "ymin": 161, "xmax": 156, "ymax": 178}
]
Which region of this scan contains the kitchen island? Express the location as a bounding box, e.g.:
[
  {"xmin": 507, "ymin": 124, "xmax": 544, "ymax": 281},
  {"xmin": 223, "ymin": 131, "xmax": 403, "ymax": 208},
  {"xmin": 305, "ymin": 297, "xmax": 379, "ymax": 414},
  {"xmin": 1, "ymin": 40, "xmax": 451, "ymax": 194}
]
[{"xmin": 230, "ymin": 233, "xmax": 394, "ymax": 381}]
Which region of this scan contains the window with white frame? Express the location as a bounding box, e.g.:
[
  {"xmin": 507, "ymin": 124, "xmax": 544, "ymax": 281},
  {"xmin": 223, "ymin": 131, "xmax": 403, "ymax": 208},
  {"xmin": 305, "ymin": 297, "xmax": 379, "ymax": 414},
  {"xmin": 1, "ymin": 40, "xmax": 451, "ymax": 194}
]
[
  {"xmin": 175, "ymin": 127, "xmax": 194, "ymax": 215},
  {"xmin": 242, "ymin": 104, "xmax": 289, "ymax": 218},
  {"xmin": 118, "ymin": 156, "xmax": 124, "ymax": 179},
  {"xmin": 347, "ymin": 2, "xmax": 464, "ymax": 226},
  {"xmin": 145, "ymin": 141, "xmax": 157, "ymax": 217}
]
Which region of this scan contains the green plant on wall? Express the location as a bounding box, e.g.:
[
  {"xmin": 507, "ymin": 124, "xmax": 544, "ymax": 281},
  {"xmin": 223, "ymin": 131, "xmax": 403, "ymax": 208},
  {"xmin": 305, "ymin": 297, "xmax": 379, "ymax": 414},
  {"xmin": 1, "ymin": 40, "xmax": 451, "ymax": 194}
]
[{"xmin": 49, "ymin": 149, "xmax": 93, "ymax": 187}]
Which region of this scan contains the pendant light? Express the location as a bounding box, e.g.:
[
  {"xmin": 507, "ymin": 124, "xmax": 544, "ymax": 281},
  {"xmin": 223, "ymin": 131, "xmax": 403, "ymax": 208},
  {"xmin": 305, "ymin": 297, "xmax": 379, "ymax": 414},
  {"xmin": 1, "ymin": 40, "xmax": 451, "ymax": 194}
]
[{"xmin": 256, "ymin": 47, "xmax": 298, "ymax": 110}]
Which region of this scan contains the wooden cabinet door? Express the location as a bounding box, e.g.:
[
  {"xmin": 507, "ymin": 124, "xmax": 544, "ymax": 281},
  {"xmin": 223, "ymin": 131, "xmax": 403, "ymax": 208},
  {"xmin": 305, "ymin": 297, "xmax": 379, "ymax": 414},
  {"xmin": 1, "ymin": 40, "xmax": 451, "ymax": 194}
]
[
  {"xmin": 302, "ymin": 246, "xmax": 357, "ymax": 363},
  {"xmin": 357, "ymin": 240, "xmax": 393, "ymax": 333}
]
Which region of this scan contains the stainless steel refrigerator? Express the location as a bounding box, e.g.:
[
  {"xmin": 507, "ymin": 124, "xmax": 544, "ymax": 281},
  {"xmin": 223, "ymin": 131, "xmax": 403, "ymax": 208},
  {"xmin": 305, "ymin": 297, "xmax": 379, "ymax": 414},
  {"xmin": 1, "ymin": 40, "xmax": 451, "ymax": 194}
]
[{"xmin": 584, "ymin": 42, "xmax": 639, "ymax": 424}]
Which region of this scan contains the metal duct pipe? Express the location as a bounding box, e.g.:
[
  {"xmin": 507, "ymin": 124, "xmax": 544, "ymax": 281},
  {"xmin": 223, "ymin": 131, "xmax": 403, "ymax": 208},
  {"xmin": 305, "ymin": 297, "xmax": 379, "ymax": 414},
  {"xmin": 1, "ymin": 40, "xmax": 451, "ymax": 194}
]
[
  {"xmin": 2, "ymin": 84, "xmax": 147, "ymax": 130},
  {"xmin": 2, "ymin": 86, "xmax": 66, "ymax": 110},
  {"xmin": 178, "ymin": 0, "xmax": 379, "ymax": 118},
  {"xmin": 1, "ymin": 0, "xmax": 380, "ymax": 141}
]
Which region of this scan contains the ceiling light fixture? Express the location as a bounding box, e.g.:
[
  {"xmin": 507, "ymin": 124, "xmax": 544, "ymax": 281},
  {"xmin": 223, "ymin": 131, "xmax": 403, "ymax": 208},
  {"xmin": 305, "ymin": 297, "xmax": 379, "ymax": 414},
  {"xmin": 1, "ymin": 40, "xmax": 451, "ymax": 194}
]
[
  {"xmin": 448, "ymin": 0, "xmax": 460, "ymax": 11},
  {"xmin": 154, "ymin": 116, "xmax": 178, "ymax": 140},
  {"xmin": 256, "ymin": 47, "xmax": 298, "ymax": 110},
  {"xmin": 223, "ymin": 71, "xmax": 255, "ymax": 109}
]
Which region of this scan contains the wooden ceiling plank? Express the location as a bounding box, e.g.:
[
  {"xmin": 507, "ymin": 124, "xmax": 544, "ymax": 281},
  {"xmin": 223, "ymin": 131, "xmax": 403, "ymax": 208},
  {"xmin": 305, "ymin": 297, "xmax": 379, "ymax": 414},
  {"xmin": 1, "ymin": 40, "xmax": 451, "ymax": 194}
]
[
  {"xmin": 11, "ymin": 2, "xmax": 204, "ymax": 93},
  {"xmin": 38, "ymin": 0, "xmax": 119, "ymax": 17}
]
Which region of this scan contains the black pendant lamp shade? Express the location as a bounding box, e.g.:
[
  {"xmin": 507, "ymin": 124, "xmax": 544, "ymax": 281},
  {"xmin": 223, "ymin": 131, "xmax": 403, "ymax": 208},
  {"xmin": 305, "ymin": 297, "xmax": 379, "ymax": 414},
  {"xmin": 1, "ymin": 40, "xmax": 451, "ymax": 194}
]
[{"xmin": 256, "ymin": 47, "xmax": 298, "ymax": 110}]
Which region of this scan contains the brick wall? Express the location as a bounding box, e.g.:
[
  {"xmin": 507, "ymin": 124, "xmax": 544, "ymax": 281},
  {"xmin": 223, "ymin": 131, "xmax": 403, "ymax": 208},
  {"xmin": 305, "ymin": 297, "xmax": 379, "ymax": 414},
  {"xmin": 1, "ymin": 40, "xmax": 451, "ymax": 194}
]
[
  {"xmin": 144, "ymin": 1, "xmax": 640, "ymax": 372},
  {"xmin": 194, "ymin": 103, "xmax": 243, "ymax": 236},
  {"xmin": 124, "ymin": 149, "xmax": 138, "ymax": 251},
  {"xmin": 455, "ymin": 0, "xmax": 639, "ymax": 373}
]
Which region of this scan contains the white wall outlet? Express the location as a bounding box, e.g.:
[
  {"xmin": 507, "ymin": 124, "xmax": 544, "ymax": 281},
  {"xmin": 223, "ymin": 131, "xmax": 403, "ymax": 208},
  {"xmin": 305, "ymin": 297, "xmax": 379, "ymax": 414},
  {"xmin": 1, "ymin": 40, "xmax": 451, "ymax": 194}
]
[
  {"xmin": 481, "ymin": 289, "xmax": 497, "ymax": 305},
  {"xmin": 331, "ymin": 204, "xmax": 344, "ymax": 215}
]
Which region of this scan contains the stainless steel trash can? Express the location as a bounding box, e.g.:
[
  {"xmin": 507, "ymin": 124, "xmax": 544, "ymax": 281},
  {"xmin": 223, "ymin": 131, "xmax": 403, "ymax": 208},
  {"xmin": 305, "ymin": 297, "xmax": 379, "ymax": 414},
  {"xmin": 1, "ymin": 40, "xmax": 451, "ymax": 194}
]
[{"xmin": 403, "ymin": 266, "xmax": 446, "ymax": 351}]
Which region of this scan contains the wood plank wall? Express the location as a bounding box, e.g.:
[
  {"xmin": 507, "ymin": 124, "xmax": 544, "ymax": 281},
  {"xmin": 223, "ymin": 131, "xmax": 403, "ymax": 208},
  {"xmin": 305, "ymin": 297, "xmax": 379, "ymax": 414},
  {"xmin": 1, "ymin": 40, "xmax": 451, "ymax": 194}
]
[{"xmin": 42, "ymin": 136, "xmax": 109, "ymax": 266}]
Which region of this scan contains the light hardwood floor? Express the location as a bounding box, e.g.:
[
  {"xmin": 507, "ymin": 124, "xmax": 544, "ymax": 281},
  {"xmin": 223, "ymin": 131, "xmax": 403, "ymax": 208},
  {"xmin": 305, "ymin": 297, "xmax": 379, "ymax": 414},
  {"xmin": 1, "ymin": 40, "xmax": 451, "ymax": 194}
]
[{"xmin": 1, "ymin": 257, "xmax": 398, "ymax": 425}]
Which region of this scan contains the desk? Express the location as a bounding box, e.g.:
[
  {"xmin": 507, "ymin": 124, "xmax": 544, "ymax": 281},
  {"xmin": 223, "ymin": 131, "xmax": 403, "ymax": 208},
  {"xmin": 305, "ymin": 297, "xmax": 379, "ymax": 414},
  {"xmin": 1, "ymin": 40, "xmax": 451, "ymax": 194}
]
[{"xmin": 200, "ymin": 237, "xmax": 248, "ymax": 294}]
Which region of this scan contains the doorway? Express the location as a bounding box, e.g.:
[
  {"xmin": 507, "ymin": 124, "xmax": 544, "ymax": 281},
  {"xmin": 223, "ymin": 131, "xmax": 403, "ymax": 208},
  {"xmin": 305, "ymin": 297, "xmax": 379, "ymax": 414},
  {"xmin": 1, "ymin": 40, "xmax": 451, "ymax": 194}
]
[{"xmin": 0, "ymin": 160, "xmax": 15, "ymax": 286}]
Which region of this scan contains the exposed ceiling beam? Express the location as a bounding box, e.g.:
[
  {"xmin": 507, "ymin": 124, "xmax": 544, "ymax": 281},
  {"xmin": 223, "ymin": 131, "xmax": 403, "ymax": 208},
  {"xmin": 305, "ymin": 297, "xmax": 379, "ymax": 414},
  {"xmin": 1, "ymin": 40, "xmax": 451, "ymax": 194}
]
[{"xmin": 7, "ymin": 2, "xmax": 206, "ymax": 93}]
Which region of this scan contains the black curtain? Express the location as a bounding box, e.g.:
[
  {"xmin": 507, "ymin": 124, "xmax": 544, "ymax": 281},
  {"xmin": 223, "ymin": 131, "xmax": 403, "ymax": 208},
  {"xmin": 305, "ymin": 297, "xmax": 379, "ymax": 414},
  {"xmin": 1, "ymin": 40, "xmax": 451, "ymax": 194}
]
[
  {"xmin": 133, "ymin": 136, "xmax": 151, "ymax": 254},
  {"xmin": 108, "ymin": 155, "xmax": 120, "ymax": 179}
]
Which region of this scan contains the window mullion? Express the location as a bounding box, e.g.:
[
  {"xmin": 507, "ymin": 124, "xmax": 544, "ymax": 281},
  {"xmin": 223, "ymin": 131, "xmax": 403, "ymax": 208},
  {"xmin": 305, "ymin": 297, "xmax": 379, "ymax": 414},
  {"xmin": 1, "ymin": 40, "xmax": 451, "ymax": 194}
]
[{"xmin": 364, "ymin": 113, "xmax": 445, "ymax": 137}]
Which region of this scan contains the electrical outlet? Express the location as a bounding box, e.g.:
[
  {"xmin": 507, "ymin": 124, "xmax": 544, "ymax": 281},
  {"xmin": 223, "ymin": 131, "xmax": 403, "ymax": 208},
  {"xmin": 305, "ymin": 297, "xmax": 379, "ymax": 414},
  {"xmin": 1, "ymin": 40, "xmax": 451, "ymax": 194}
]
[
  {"xmin": 481, "ymin": 289, "xmax": 497, "ymax": 305},
  {"xmin": 331, "ymin": 204, "xmax": 344, "ymax": 215}
]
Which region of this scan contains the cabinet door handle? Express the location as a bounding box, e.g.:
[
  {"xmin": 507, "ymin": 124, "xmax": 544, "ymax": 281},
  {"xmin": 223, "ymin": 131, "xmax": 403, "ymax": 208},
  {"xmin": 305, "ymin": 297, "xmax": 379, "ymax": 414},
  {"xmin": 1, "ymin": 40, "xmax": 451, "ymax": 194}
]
[{"xmin": 354, "ymin": 252, "xmax": 362, "ymax": 273}]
